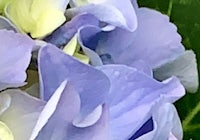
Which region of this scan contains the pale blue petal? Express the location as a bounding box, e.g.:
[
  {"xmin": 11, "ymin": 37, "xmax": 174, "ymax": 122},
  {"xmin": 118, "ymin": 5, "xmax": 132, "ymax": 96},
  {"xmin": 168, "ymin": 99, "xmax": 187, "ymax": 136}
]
[
  {"xmin": 136, "ymin": 103, "xmax": 183, "ymax": 140},
  {"xmin": 154, "ymin": 50, "xmax": 198, "ymax": 93},
  {"xmin": 0, "ymin": 89, "xmax": 45, "ymax": 140},
  {"xmin": 116, "ymin": 8, "xmax": 185, "ymax": 68},
  {"xmin": 0, "ymin": 29, "xmax": 34, "ymax": 91},
  {"xmin": 66, "ymin": 0, "xmax": 137, "ymax": 31},
  {"xmin": 98, "ymin": 65, "xmax": 185, "ymax": 140}
]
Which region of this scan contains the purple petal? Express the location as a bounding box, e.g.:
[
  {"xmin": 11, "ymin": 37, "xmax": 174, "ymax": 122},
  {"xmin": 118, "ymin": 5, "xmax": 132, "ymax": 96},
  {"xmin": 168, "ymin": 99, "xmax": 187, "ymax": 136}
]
[
  {"xmin": 98, "ymin": 65, "xmax": 185, "ymax": 139},
  {"xmin": 30, "ymin": 80, "xmax": 80, "ymax": 140},
  {"xmin": 135, "ymin": 103, "xmax": 183, "ymax": 140},
  {"xmin": 0, "ymin": 29, "xmax": 34, "ymax": 90},
  {"xmin": 38, "ymin": 45, "xmax": 110, "ymax": 119},
  {"xmin": 129, "ymin": 118, "xmax": 154, "ymax": 139},
  {"xmin": 31, "ymin": 80, "xmax": 109, "ymax": 140},
  {"xmin": 44, "ymin": 13, "xmax": 99, "ymax": 47},
  {"xmin": 116, "ymin": 8, "xmax": 185, "ymax": 68},
  {"xmin": 66, "ymin": 0, "xmax": 137, "ymax": 31}
]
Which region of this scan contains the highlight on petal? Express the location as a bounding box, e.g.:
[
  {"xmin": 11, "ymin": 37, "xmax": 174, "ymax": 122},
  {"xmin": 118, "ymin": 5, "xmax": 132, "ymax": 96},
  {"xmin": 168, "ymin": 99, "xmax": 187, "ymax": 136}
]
[
  {"xmin": 98, "ymin": 65, "xmax": 185, "ymax": 140},
  {"xmin": 29, "ymin": 80, "xmax": 80, "ymax": 140},
  {"xmin": 5, "ymin": 0, "xmax": 69, "ymax": 38},
  {"xmin": 0, "ymin": 29, "xmax": 34, "ymax": 91},
  {"xmin": 38, "ymin": 45, "xmax": 110, "ymax": 120},
  {"xmin": 154, "ymin": 50, "xmax": 198, "ymax": 93},
  {"xmin": 0, "ymin": 89, "xmax": 45, "ymax": 140}
]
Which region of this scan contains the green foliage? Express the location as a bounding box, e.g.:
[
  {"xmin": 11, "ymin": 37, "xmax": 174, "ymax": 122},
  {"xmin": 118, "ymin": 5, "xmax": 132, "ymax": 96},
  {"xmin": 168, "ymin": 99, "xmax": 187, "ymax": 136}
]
[{"xmin": 138, "ymin": 0, "xmax": 200, "ymax": 139}]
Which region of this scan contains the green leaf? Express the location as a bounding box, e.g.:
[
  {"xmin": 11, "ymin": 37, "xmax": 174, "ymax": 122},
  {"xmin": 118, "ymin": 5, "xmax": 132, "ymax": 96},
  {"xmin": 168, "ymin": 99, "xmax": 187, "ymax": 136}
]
[{"xmin": 138, "ymin": 0, "xmax": 200, "ymax": 139}]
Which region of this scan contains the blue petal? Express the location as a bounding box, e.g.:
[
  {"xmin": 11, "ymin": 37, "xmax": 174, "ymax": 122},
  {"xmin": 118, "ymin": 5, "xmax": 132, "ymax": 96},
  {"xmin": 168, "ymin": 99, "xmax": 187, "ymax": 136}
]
[
  {"xmin": 44, "ymin": 13, "xmax": 99, "ymax": 47},
  {"xmin": 31, "ymin": 80, "xmax": 109, "ymax": 140},
  {"xmin": 66, "ymin": 0, "xmax": 137, "ymax": 31},
  {"xmin": 98, "ymin": 65, "xmax": 185, "ymax": 140},
  {"xmin": 38, "ymin": 45, "xmax": 110, "ymax": 119},
  {"xmin": 0, "ymin": 29, "xmax": 34, "ymax": 91},
  {"xmin": 116, "ymin": 8, "xmax": 185, "ymax": 68},
  {"xmin": 135, "ymin": 103, "xmax": 183, "ymax": 140}
]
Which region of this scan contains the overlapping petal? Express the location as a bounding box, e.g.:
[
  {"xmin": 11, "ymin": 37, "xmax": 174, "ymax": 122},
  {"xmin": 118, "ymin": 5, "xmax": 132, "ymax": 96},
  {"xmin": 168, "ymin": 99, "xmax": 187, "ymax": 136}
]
[
  {"xmin": 66, "ymin": 0, "xmax": 137, "ymax": 31},
  {"xmin": 0, "ymin": 16, "xmax": 17, "ymax": 31},
  {"xmin": 112, "ymin": 8, "xmax": 185, "ymax": 68},
  {"xmin": 30, "ymin": 80, "xmax": 109, "ymax": 140},
  {"xmin": 0, "ymin": 29, "xmax": 33, "ymax": 91},
  {"xmin": 45, "ymin": 13, "xmax": 99, "ymax": 47},
  {"xmin": 99, "ymin": 65, "xmax": 185, "ymax": 140},
  {"xmin": 38, "ymin": 45, "xmax": 110, "ymax": 120},
  {"xmin": 154, "ymin": 50, "xmax": 198, "ymax": 93},
  {"xmin": 135, "ymin": 103, "xmax": 183, "ymax": 140},
  {"xmin": 0, "ymin": 89, "xmax": 45, "ymax": 140}
]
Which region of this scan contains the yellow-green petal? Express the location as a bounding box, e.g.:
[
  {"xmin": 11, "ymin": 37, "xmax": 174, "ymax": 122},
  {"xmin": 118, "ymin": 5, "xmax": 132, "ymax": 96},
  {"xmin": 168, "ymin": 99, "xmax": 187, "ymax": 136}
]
[
  {"xmin": 0, "ymin": 121, "xmax": 14, "ymax": 140},
  {"xmin": 0, "ymin": 0, "xmax": 12, "ymax": 14},
  {"xmin": 63, "ymin": 34, "xmax": 78, "ymax": 55},
  {"xmin": 63, "ymin": 34, "xmax": 90, "ymax": 64},
  {"xmin": 6, "ymin": 0, "xmax": 67, "ymax": 38},
  {"xmin": 74, "ymin": 53, "xmax": 90, "ymax": 64}
]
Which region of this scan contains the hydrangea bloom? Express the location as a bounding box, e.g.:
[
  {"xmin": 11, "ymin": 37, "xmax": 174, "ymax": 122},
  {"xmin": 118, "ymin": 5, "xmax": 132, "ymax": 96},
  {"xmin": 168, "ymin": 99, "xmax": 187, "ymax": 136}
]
[
  {"xmin": 0, "ymin": 39, "xmax": 185, "ymax": 139},
  {"xmin": 0, "ymin": 0, "xmax": 198, "ymax": 140}
]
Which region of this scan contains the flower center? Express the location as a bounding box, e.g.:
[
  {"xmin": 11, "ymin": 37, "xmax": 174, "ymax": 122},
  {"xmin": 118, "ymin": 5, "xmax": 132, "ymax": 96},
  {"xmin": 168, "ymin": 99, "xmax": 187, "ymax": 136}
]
[{"xmin": 0, "ymin": 121, "xmax": 14, "ymax": 140}]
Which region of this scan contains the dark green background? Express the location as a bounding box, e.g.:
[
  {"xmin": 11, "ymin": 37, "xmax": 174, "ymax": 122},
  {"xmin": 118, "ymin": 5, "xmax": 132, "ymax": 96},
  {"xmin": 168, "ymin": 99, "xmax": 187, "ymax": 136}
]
[{"xmin": 138, "ymin": 0, "xmax": 200, "ymax": 139}]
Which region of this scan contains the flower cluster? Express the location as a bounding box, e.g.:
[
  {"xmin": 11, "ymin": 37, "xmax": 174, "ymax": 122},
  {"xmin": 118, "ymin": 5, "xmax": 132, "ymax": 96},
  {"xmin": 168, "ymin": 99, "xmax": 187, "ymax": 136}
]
[{"xmin": 0, "ymin": 0, "xmax": 198, "ymax": 140}]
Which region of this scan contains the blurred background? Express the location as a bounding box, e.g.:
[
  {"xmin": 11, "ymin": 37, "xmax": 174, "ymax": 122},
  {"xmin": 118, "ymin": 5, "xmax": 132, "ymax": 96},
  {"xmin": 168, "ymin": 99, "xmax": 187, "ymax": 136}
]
[{"xmin": 138, "ymin": 0, "xmax": 200, "ymax": 139}]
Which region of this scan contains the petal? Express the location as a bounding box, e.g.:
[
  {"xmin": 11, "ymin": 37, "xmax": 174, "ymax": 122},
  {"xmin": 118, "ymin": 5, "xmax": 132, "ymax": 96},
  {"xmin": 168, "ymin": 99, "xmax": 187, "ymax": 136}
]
[
  {"xmin": 38, "ymin": 45, "xmax": 110, "ymax": 119},
  {"xmin": 0, "ymin": 29, "xmax": 33, "ymax": 91},
  {"xmin": 0, "ymin": 16, "xmax": 18, "ymax": 31},
  {"xmin": 66, "ymin": 0, "xmax": 137, "ymax": 31},
  {"xmin": 154, "ymin": 50, "xmax": 198, "ymax": 93},
  {"xmin": 30, "ymin": 80, "xmax": 80, "ymax": 140},
  {"xmin": 136, "ymin": 103, "xmax": 183, "ymax": 140},
  {"xmin": 0, "ymin": 89, "xmax": 45, "ymax": 140},
  {"xmin": 98, "ymin": 65, "xmax": 185, "ymax": 140},
  {"xmin": 31, "ymin": 80, "xmax": 109, "ymax": 140},
  {"xmin": 117, "ymin": 8, "xmax": 185, "ymax": 68},
  {"xmin": 45, "ymin": 13, "xmax": 99, "ymax": 47},
  {"xmin": 78, "ymin": 25, "xmax": 103, "ymax": 65},
  {"xmin": 6, "ymin": 0, "xmax": 69, "ymax": 38}
]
